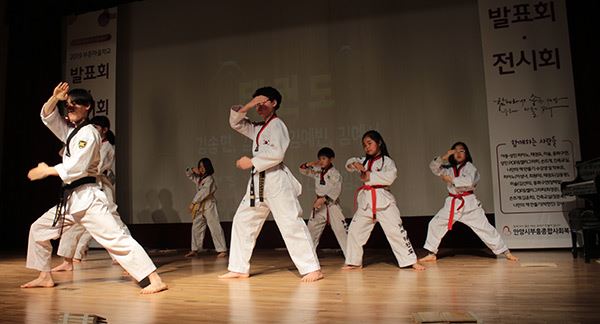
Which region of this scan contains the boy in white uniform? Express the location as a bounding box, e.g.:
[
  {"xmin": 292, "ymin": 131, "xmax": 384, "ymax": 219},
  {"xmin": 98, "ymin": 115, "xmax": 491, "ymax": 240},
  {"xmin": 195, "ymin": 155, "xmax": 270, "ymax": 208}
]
[
  {"xmin": 299, "ymin": 147, "xmax": 348, "ymax": 257},
  {"xmin": 218, "ymin": 87, "xmax": 323, "ymax": 282},
  {"xmin": 21, "ymin": 82, "xmax": 167, "ymax": 294}
]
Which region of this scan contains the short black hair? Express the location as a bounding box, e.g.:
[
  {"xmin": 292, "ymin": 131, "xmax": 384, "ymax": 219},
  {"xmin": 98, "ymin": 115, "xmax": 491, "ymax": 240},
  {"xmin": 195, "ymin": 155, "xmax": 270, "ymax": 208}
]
[
  {"xmin": 253, "ymin": 86, "xmax": 282, "ymax": 110},
  {"xmin": 90, "ymin": 115, "xmax": 110, "ymax": 129},
  {"xmin": 198, "ymin": 157, "xmax": 214, "ymax": 176},
  {"xmin": 317, "ymin": 147, "xmax": 335, "ymax": 158},
  {"xmin": 68, "ymin": 88, "xmax": 95, "ymax": 110},
  {"xmin": 449, "ymin": 141, "xmax": 473, "ymax": 165}
]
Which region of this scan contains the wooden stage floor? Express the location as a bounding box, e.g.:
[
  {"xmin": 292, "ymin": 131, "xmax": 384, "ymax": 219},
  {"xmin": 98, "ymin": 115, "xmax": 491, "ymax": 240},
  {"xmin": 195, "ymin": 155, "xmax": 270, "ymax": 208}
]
[{"xmin": 1, "ymin": 249, "xmax": 599, "ymax": 323}]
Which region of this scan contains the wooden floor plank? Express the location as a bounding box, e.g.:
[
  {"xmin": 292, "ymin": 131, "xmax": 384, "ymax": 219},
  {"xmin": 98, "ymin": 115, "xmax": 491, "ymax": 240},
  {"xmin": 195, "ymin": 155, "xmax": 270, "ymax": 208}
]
[{"xmin": 1, "ymin": 249, "xmax": 599, "ymax": 323}]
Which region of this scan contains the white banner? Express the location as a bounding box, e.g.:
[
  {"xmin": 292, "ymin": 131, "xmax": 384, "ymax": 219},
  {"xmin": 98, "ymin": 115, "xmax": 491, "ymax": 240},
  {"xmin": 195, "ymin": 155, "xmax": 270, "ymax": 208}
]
[
  {"xmin": 64, "ymin": 8, "xmax": 117, "ymax": 130},
  {"xmin": 478, "ymin": 0, "xmax": 580, "ymax": 248}
]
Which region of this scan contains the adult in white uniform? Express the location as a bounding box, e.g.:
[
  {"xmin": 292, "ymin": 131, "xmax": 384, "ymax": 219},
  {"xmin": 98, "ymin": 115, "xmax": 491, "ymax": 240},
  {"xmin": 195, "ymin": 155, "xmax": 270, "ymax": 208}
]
[
  {"xmin": 419, "ymin": 142, "xmax": 518, "ymax": 262},
  {"xmin": 299, "ymin": 147, "xmax": 348, "ymax": 257},
  {"xmin": 21, "ymin": 82, "xmax": 167, "ymax": 294},
  {"xmin": 184, "ymin": 157, "xmax": 228, "ymax": 257},
  {"xmin": 53, "ymin": 116, "xmax": 130, "ymax": 271},
  {"xmin": 342, "ymin": 130, "xmax": 425, "ymax": 271},
  {"xmin": 218, "ymin": 86, "xmax": 323, "ymax": 282}
]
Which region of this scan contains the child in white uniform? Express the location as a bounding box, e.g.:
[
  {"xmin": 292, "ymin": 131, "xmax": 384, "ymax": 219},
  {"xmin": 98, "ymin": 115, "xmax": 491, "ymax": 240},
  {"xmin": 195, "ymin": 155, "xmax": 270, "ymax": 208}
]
[
  {"xmin": 419, "ymin": 142, "xmax": 518, "ymax": 262},
  {"xmin": 299, "ymin": 147, "xmax": 348, "ymax": 257},
  {"xmin": 342, "ymin": 130, "xmax": 425, "ymax": 271},
  {"xmin": 185, "ymin": 157, "xmax": 228, "ymax": 258},
  {"xmin": 22, "ymin": 82, "xmax": 167, "ymax": 294},
  {"xmin": 218, "ymin": 86, "xmax": 323, "ymax": 282}
]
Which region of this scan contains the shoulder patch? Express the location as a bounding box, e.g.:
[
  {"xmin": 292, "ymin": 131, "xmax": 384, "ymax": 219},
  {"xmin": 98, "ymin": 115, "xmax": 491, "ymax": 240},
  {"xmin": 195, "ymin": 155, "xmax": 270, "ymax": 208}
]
[{"xmin": 78, "ymin": 140, "xmax": 87, "ymax": 149}]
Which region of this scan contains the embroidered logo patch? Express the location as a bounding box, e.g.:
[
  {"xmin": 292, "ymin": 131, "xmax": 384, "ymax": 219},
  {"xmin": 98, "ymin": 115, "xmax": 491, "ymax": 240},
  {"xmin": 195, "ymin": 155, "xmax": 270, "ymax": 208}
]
[{"xmin": 78, "ymin": 140, "xmax": 87, "ymax": 148}]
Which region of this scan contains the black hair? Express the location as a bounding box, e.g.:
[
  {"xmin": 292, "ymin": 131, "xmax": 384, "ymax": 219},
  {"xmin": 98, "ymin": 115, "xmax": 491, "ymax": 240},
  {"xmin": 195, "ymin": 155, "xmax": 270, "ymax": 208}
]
[
  {"xmin": 448, "ymin": 141, "xmax": 473, "ymax": 165},
  {"xmin": 105, "ymin": 130, "xmax": 116, "ymax": 145},
  {"xmin": 90, "ymin": 115, "xmax": 110, "ymax": 129},
  {"xmin": 362, "ymin": 130, "xmax": 390, "ymax": 158},
  {"xmin": 198, "ymin": 157, "xmax": 214, "ymax": 176},
  {"xmin": 91, "ymin": 116, "xmax": 114, "ymax": 144},
  {"xmin": 317, "ymin": 147, "xmax": 335, "ymax": 159},
  {"xmin": 361, "ymin": 130, "xmax": 390, "ymax": 170},
  {"xmin": 68, "ymin": 88, "xmax": 95, "ymax": 110},
  {"xmin": 253, "ymin": 86, "xmax": 282, "ymax": 110}
]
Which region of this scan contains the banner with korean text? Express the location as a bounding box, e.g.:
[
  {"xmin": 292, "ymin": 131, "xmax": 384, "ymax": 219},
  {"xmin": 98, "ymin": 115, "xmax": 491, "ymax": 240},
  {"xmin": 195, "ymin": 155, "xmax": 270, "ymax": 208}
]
[
  {"xmin": 65, "ymin": 8, "xmax": 116, "ymax": 136},
  {"xmin": 478, "ymin": 0, "xmax": 579, "ymax": 248}
]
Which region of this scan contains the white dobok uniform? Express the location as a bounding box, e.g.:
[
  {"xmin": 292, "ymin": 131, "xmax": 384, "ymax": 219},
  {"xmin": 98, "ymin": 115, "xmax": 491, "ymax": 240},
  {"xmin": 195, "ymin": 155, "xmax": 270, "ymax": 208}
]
[
  {"xmin": 423, "ymin": 157, "xmax": 508, "ymax": 255},
  {"xmin": 57, "ymin": 139, "xmax": 130, "ymax": 261},
  {"xmin": 345, "ymin": 155, "xmax": 417, "ymax": 267},
  {"xmin": 227, "ymin": 106, "xmax": 320, "ymax": 275},
  {"xmin": 186, "ymin": 172, "xmax": 227, "ymax": 253},
  {"xmin": 26, "ymin": 105, "xmax": 156, "ymax": 282},
  {"xmin": 299, "ymin": 164, "xmax": 348, "ymax": 257}
]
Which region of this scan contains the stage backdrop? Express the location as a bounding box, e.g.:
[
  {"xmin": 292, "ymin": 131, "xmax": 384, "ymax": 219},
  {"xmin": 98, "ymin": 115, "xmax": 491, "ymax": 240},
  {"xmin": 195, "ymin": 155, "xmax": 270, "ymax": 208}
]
[
  {"xmin": 478, "ymin": 0, "xmax": 580, "ymax": 248},
  {"xmin": 117, "ymin": 0, "xmax": 495, "ymax": 224}
]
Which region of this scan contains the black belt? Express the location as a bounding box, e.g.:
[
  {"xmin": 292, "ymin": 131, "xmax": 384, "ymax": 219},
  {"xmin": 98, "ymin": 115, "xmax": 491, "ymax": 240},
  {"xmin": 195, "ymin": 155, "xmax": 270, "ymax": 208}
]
[
  {"xmin": 320, "ymin": 195, "xmax": 339, "ymax": 206},
  {"xmin": 53, "ymin": 176, "xmax": 97, "ymax": 236},
  {"xmin": 249, "ymin": 167, "xmax": 265, "ymax": 207}
]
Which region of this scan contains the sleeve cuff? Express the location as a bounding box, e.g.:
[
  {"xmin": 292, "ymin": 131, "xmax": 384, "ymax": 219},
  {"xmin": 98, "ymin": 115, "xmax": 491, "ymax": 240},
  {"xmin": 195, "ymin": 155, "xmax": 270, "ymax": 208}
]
[
  {"xmin": 250, "ymin": 157, "xmax": 264, "ymax": 172},
  {"xmin": 40, "ymin": 104, "xmax": 60, "ymax": 121},
  {"xmin": 229, "ymin": 107, "xmax": 247, "ymax": 125},
  {"xmin": 54, "ymin": 164, "xmax": 68, "ymax": 182}
]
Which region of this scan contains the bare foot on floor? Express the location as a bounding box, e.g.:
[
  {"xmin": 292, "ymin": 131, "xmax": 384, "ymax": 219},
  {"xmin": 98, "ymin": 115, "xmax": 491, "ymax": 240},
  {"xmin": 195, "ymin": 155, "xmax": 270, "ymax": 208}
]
[
  {"xmin": 140, "ymin": 282, "xmax": 168, "ymax": 294},
  {"xmin": 419, "ymin": 254, "xmax": 437, "ymax": 262},
  {"xmin": 51, "ymin": 261, "xmax": 73, "ymax": 272},
  {"xmin": 504, "ymin": 252, "xmax": 519, "ymax": 261},
  {"xmin": 301, "ymin": 270, "xmax": 324, "ymax": 282},
  {"xmin": 218, "ymin": 271, "xmax": 250, "ymax": 279},
  {"xmin": 412, "ymin": 263, "xmax": 426, "ymax": 271},
  {"xmin": 21, "ymin": 274, "xmax": 55, "ymax": 288},
  {"xmin": 341, "ymin": 264, "xmax": 362, "ymax": 270},
  {"xmin": 185, "ymin": 251, "xmax": 198, "ymax": 258},
  {"xmin": 216, "ymin": 252, "xmax": 228, "ymax": 258},
  {"xmin": 73, "ymin": 258, "xmax": 82, "ymax": 264}
]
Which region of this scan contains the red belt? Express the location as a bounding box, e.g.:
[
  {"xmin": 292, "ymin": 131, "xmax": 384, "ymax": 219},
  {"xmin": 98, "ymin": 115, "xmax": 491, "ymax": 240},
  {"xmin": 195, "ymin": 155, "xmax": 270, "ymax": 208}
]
[
  {"xmin": 354, "ymin": 185, "xmax": 387, "ymax": 223},
  {"xmin": 447, "ymin": 191, "xmax": 473, "ymax": 230}
]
